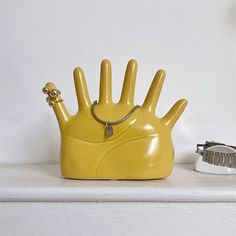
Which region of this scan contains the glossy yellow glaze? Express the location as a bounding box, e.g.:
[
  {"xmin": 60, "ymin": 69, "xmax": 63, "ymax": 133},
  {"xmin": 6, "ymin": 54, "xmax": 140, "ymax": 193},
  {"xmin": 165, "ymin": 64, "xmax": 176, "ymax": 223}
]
[{"xmin": 44, "ymin": 59, "xmax": 187, "ymax": 179}]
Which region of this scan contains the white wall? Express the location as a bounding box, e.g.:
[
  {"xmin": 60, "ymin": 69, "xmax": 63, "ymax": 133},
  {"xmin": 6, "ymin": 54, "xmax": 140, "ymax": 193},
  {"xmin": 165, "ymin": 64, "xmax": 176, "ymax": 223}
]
[
  {"xmin": 2, "ymin": 202, "xmax": 236, "ymax": 236},
  {"xmin": 0, "ymin": 0, "xmax": 235, "ymax": 164}
]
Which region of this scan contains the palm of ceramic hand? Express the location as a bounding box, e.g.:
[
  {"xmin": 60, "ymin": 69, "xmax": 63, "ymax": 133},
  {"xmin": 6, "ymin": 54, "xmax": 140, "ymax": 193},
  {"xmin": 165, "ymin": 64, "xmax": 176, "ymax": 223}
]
[{"xmin": 45, "ymin": 60, "xmax": 187, "ymax": 178}]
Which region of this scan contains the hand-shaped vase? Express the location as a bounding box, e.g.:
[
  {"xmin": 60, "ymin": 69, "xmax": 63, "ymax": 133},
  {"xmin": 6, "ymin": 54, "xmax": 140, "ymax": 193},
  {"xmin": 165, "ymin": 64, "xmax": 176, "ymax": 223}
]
[{"xmin": 43, "ymin": 59, "xmax": 187, "ymax": 179}]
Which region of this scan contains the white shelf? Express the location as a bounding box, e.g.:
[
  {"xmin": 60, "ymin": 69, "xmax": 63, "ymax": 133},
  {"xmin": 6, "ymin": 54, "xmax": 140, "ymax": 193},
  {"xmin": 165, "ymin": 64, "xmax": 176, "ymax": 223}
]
[{"xmin": 1, "ymin": 164, "xmax": 236, "ymax": 202}]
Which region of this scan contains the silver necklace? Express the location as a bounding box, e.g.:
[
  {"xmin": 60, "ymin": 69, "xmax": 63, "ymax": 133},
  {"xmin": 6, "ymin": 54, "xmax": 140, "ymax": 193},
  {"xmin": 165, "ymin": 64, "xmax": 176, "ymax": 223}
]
[{"xmin": 91, "ymin": 100, "xmax": 140, "ymax": 137}]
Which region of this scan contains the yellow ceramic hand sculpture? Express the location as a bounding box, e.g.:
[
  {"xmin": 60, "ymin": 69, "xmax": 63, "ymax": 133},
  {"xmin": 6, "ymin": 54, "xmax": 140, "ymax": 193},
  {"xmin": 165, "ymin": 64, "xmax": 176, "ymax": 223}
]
[{"xmin": 43, "ymin": 59, "xmax": 187, "ymax": 179}]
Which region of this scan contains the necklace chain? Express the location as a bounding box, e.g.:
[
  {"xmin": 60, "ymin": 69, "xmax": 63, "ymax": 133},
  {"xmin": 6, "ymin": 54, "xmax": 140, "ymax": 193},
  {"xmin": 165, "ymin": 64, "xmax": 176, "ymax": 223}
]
[{"xmin": 91, "ymin": 100, "xmax": 140, "ymax": 137}]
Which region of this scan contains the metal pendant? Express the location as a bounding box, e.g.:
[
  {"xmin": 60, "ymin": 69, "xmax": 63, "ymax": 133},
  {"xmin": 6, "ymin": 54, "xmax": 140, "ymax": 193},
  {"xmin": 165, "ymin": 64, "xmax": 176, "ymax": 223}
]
[{"xmin": 105, "ymin": 124, "xmax": 113, "ymax": 137}]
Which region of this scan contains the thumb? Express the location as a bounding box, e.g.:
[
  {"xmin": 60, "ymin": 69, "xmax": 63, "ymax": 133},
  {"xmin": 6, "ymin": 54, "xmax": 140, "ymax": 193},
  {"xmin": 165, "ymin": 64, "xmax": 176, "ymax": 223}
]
[{"xmin": 162, "ymin": 99, "xmax": 188, "ymax": 129}]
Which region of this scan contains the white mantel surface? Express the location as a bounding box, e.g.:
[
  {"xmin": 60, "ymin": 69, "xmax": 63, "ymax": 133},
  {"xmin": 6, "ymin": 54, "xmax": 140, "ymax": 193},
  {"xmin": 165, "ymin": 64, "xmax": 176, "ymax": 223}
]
[
  {"xmin": 1, "ymin": 164, "xmax": 236, "ymax": 236},
  {"xmin": 1, "ymin": 164, "xmax": 236, "ymax": 202}
]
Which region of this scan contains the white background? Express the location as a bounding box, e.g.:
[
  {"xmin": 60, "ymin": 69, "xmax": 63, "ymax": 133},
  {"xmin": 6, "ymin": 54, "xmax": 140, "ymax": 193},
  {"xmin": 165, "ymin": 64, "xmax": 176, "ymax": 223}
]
[{"xmin": 0, "ymin": 0, "xmax": 235, "ymax": 164}]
